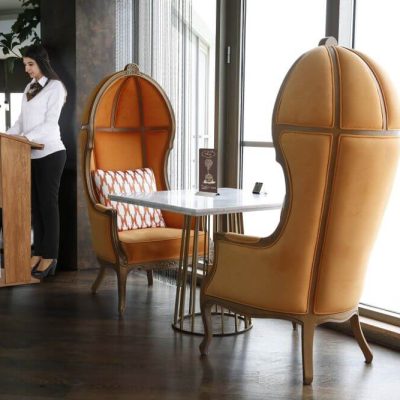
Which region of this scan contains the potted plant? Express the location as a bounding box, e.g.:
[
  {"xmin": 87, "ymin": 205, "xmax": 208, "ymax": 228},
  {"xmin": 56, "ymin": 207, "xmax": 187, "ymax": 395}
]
[
  {"xmin": 0, "ymin": 0, "xmax": 40, "ymax": 130},
  {"xmin": 0, "ymin": 0, "xmax": 40, "ymax": 72}
]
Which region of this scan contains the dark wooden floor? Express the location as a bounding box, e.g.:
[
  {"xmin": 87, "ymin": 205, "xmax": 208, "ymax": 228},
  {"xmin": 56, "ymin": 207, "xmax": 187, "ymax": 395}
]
[{"xmin": 0, "ymin": 270, "xmax": 399, "ymax": 400}]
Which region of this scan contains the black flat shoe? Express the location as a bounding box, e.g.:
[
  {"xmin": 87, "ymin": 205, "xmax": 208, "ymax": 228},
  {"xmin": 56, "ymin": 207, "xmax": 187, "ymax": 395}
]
[
  {"xmin": 32, "ymin": 259, "xmax": 57, "ymax": 279},
  {"xmin": 31, "ymin": 257, "xmax": 41, "ymax": 273}
]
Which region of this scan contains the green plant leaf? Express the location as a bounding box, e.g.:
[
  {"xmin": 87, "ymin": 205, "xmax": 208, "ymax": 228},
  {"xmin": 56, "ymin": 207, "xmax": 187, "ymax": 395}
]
[
  {"xmin": 21, "ymin": 0, "xmax": 40, "ymax": 7},
  {"xmin": 11, "ymin": 38, "xmax": 20, "ymax": 47},
  {"xmin": 0, "ymin": 32, "xmax": 15, "ymax": 46},
  {"xmin": 0, "ymin": 0, "xmax": 41, "ymax": 63}
]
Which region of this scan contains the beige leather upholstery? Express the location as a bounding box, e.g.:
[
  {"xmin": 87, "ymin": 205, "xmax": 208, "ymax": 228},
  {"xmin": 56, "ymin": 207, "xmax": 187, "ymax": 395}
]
[
  {"xmin": 81, "ymin": 64, "xmax": 204, "ymax": 314},
  {"xmin": 200, "ymin": 40, "xmax": 400, "ymax": 385},
  {"xmin": 206, "ymin": 132, "xmax": 332, "ymax": 314},
  {"xmin": 276, "ymin": 47, "xmax": 334, "ymax": 128}
]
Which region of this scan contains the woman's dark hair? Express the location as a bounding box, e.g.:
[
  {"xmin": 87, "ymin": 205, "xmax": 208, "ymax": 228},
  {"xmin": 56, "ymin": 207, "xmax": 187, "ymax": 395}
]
[{"xmin": 23, "ymin": 44, "xmax": 60, "ymax": 81}]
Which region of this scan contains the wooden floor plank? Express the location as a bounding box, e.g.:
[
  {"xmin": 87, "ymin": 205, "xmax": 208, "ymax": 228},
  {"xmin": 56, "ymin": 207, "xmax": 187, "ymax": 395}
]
[{"xmin": 0, "ymin": 270, "xmax": 399, "ymax": 399}]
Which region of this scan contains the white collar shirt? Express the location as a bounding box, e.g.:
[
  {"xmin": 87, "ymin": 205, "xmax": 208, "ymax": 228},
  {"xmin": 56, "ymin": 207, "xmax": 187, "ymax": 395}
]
[{"xmin": 6, "ymin": 76, "xmax": 66, "ymax": 159}]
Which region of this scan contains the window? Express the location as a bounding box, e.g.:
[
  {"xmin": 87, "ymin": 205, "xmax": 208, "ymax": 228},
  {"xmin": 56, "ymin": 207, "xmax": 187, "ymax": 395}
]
[
  {"xmin": 116, "ymin": 0, "xmax": 216, "ymax": 190},
  {"xmin": 355, "ymin": 0, "xmax": 400, "ymax": 315},
  {"xmin": 10, "ymin": 93, "xmax": 23, "ymax": 126},
  {"xmin": 1, "ymin": 12, "xmax": 39, "ymax": 132},
  {"xmin": 241, "ymin": 0, "xmax": 326, "ymax": 236},
  {"xmin": 0, "ymin": 93, "xmax": 6, "ymax": 132},
  {"xmin": 0, "ymin": 92, "xmax": 23, "ymax": 131}
]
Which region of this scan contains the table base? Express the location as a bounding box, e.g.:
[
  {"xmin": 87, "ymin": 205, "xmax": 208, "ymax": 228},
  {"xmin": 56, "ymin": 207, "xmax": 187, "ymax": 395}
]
[
  {"xmin": 172, "ymin": 311, "xmax": 253, "ymax": 336},
  {"xmin": 174, "ymin": 214, "xmax": 252, "ymax": 336}
]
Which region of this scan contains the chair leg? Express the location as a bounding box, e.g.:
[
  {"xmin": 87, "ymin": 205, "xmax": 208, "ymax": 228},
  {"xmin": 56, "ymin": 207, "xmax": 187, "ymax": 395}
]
[
  {"xmin": 91, "ymin": 265, "xmax": 106, "ymax": 294},
  {"xmin": 199, "ymin": 301, "xmax": 213, "ymax": 356},
  {"xmin": 147, "ymin": 270, "xmax": 154, "ymax": 286},
  {"xmin": 301, "ymin": 321, "xmax": 315, "ymax": 385},
  {"xmin": 116, "ymin": 266, "xmax": 128, "ymax": 316},
  {"xmin": 350, "ymin": 313, "xmax": 373, "ymax": 363}
]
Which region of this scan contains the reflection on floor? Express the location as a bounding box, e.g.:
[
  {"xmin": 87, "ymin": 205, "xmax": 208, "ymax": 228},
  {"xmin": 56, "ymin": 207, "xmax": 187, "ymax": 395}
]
[{"xmin": 0, "ymin": 269, "xmax": 399, "ymax": 400}]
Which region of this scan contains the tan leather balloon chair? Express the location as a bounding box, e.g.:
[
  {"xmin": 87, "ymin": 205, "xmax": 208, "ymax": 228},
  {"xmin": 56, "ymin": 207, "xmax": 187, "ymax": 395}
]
[
  {"xmin": 81, "ymin": 64, "xmax": 204, "ymax": 315},
  {"xmin": 199, "ymin": 38, "xmax": 400, "ymax": 384}
]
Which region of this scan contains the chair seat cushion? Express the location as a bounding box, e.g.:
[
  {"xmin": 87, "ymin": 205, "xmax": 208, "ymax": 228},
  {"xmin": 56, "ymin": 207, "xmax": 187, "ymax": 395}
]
[
  {"xmin": 92, "ymin": 168, "xmax": 165, "ymax": 231},
  {"xmin": 119, "ymin": 227, "xmax": 205, "ymax": 264}
]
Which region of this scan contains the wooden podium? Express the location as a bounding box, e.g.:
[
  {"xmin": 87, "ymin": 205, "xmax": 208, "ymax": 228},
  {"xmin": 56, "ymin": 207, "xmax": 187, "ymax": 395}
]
[{"xmin": 0, "ymin": 132, "xmax": 44, "ymax": 287}]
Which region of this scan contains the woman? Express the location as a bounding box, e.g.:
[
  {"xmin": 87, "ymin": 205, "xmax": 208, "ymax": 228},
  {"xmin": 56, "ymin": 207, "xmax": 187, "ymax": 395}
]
[{"xmin": 7, "ymin": 44, "xmax": 66, "ymax": 279}]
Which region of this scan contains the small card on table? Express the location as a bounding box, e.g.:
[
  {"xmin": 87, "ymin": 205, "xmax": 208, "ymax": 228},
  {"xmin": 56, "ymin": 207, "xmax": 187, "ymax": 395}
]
[{"xmin": 197, "ymin": 148, "xmax": 218, "ymax": 196}]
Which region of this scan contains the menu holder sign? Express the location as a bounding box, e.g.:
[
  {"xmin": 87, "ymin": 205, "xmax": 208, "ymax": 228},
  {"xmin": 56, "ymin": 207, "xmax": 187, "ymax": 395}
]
[{"xmin": 197, "ymin": 148, "xmax": 218, "ymax": 196}]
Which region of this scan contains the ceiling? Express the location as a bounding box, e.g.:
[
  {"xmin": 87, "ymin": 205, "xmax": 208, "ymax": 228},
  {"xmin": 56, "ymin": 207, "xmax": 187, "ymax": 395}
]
[{"xmin": 0, "ymin": 0, "xmax": 22, "ymax": 13}]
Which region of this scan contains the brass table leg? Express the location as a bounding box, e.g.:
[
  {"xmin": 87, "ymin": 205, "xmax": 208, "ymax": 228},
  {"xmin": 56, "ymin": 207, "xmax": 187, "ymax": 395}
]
[
  {"xmin": 173, "ymin": 215, "xmax": 191, "ymax": 327},
  {"xmin": 172, "ymin": 212, "xmax": 253, "ymax": 336}
]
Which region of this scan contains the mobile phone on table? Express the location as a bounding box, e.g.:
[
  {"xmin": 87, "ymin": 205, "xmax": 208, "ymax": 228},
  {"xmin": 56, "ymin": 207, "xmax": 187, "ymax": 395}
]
[{"xmin": 252, "ymin": 182, "xmax": 263, "ymax": 194}]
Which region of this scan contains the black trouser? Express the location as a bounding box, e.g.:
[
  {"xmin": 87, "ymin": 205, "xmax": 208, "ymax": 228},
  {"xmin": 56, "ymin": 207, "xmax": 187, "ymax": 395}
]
[{"xmin": 31, "ymin": 150, "xmax": 66, "ymax": 259}]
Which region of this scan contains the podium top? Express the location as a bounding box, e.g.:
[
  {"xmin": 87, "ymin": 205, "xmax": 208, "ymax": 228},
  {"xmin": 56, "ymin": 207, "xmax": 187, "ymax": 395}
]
[{"xmin": 0, "ymin": 132, "xmax": 44, "ymax": 150}]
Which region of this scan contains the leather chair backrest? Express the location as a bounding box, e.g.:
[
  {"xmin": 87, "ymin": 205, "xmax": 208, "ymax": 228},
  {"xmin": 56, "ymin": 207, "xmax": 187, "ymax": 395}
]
[
  {"xmin": 272, "ymin": 43, "xmax": 400, "ymax": 315},
  {"xmin": 81, "ymin": 64, "xmax": 175, "ymax": 202}
]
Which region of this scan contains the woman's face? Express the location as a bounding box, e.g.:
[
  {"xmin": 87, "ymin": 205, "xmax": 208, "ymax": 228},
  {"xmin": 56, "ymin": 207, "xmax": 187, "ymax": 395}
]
[{"xmin": 23, "ymin": 57, "xmax": 43, "ymax": 80}]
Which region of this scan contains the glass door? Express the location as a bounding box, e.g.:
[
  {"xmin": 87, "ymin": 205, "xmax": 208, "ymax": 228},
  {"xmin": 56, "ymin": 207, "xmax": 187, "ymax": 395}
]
[{"xmin": 241, "ymin": 0, "xmax": 327, "ymax": 236}]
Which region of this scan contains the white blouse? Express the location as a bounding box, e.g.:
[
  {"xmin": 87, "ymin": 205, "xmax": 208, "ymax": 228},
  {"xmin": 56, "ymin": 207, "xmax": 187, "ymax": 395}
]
[{"xmin": 7, "ymin": 76, "xmax": 66, "ymax": 159}]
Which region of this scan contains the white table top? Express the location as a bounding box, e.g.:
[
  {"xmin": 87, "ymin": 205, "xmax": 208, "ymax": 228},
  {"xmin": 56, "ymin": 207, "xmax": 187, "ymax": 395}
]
[{"xmin": 109, "ymin": 187, "xmax": 282, "ymax": 216}]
